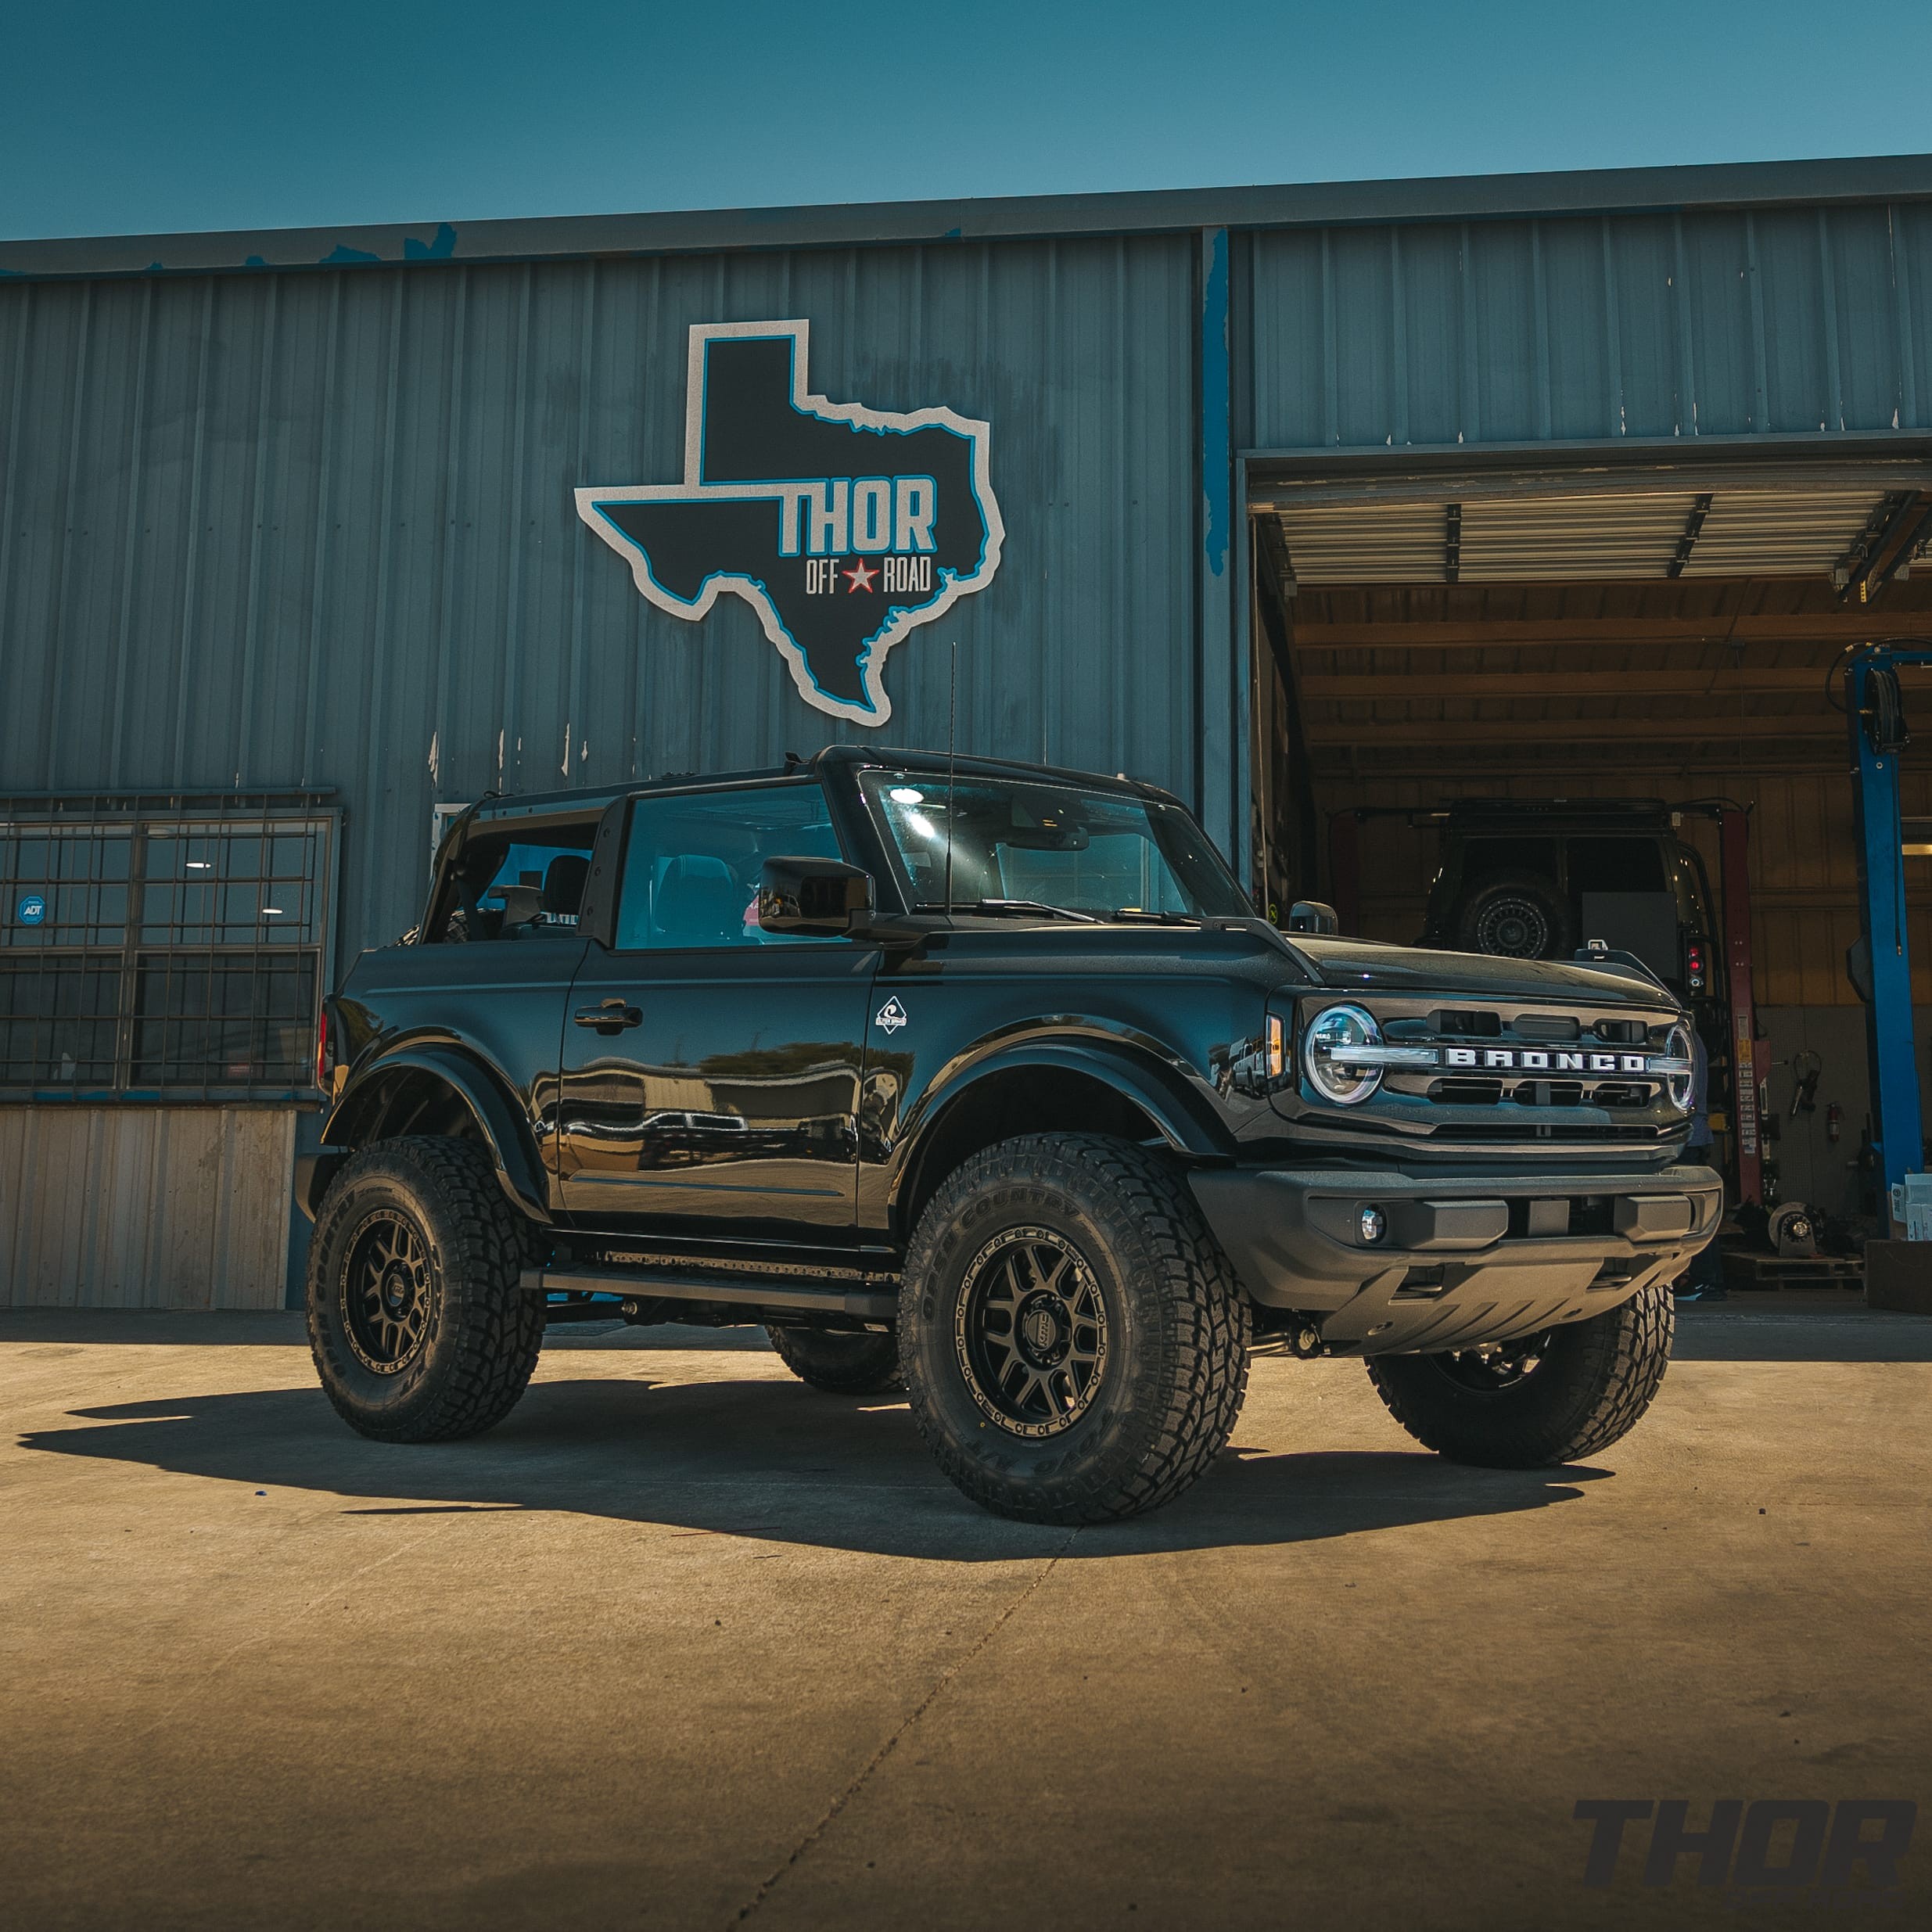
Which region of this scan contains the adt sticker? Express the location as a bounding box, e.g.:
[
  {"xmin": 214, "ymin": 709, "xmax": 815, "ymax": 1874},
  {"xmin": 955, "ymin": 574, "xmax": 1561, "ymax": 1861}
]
[{"xmin": 16, "ymin": 895, "xmax": 46, "ymax": 926}]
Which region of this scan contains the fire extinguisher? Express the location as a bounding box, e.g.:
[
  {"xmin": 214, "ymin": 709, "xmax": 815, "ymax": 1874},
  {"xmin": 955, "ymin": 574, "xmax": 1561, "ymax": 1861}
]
[{"xmin": 1826, "ymin": 1102, "xmax": 1843, "ymax": 1145}]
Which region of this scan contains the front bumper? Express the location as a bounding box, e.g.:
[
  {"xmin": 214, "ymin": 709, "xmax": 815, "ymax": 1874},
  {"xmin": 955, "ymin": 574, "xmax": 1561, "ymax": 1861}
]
[{"xmin": 1188, "ymin": 1162, "xmax": 1722, "ymax": 1354}]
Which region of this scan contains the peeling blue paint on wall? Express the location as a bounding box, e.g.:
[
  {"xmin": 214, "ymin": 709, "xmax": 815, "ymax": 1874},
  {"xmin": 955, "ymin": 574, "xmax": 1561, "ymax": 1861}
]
[
  {"xmin": 1199, "ymin": 224, "xmax": 1230, "ymax": 578},
  {"xmin": 403, "ymin": 222, "xmax": 457, "ymax": 261},
  {"xmin": 319, "ymin": 242, "xmax": 381, "ymax": 266}
]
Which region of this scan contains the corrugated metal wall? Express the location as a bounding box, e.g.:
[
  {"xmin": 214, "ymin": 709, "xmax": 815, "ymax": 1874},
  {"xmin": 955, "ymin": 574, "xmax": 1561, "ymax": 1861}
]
[
  {"xmin": 1249, "ymin": 202, "xmax": 1932, "ymax": 449},
  {"xmin": 0, "ymin": 235, "xmax": 1198, "ymax": 965},
  {"xmin": 0, "ymin": 1105, "xmax": 293, "ymax": 1306}
]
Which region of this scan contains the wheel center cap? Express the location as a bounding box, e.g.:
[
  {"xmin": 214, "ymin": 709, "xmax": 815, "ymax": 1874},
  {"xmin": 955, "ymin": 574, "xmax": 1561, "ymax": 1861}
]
[
  {"xmin": 381, "ymin": 1266, "xmax": 412, "ymax": 1310},
  {"xmin": 1018, "ymin": 1295, "xmax": 1066, "ymax": 1363}
]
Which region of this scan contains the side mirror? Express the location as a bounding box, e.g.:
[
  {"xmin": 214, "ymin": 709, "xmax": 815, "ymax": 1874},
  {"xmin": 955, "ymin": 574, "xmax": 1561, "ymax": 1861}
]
[
  {"xmin": 759, "ymin": 856, "xmax": 874, "ymax": 936},
  {"xmin": 1285, "ymin": 900, "xmax": 1338, "ymax": 935}
]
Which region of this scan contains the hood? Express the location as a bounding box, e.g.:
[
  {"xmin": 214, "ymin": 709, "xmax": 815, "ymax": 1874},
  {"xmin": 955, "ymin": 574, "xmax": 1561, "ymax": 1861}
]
[{"xmin": 1289, "ymin": 935, "xmax": 1676, "ymax": 1008}]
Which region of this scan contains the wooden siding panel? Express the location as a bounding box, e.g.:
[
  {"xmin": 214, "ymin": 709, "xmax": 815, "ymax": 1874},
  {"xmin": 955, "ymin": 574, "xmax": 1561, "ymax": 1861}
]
[{"xmin": 0, "ymin": 1107, "xmax": 294, "ymax": 1309}]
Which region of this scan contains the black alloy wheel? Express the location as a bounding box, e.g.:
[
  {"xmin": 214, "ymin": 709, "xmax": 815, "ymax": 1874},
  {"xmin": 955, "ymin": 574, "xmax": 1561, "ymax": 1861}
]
[
  {"xmin": 1366, "ymin": 1283, "xmax": 1674, "ymax": 1468},
  {"xmin": 341, "ymin": 1209, "xmax": 435, "ymax": 1374},
  {"xmin": 1453, "ymin": 872, "xmax": 1573, "ymax": 962},
  {"xmin": 306, "ymin": 1137, "xmax": 544, "ymax": 1442},
  {"xmin": 1470, "ymin": 892, "xmax": 1553, "ymax": 958},
  {"xmin": 899, "ymin": 1133, "xmax": 1250, "ymax": 1524},
  {"xmin": 954, "ymin": 1225, "xmax": 1109, "ymax": 1438}
]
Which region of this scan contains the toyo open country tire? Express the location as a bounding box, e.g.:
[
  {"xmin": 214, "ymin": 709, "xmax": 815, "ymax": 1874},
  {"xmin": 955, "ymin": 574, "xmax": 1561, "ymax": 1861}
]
[
  {"xmin": 765, "ymin": 1325, "xmax": 904, "ymax": 1395},
  {"xmin": 1366, "ymin": 1281, "xmax": 1674, "ymax": 1467},
  {"xmin": 306, "ymin": 1137, "xmax": 545, "ymax": 1442},
  {"xmin": 899, "ymin": 1133, "xmax": 1251, "ymax": 1524}
]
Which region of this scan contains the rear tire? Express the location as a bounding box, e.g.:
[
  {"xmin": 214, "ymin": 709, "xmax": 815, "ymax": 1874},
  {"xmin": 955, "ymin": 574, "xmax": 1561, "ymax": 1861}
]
[
  {"xmin": 765, "ymin": 1326, "xmax": 903, "ymax": 1394},
  {"xmin": 1366, "ymin": 1282, "xmax": 1673, "ymax": 1467},
  {"xmin": 1453, "ymin": 871, "xmax": 1573, "ymax": 961},
  {"xmin": 899, "ymin": 1133, "xmax": 1250, "ymax": 1524},
  {"xmin": 305, "ymin": 1137, "xmax": 544, "ymax": 1442}
]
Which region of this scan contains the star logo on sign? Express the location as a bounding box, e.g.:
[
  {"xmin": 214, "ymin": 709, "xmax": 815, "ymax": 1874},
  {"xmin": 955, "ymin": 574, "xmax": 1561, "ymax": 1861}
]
[{"xmin": 843, "ymin": 559, "xmax": 879, "ymax": 594}]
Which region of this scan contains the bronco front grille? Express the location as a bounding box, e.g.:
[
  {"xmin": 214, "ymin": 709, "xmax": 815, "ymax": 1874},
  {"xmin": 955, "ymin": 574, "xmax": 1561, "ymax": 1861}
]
[{"xmin": 1310, "ymin": 994, "xmax": 1689, "ymax": 1119}]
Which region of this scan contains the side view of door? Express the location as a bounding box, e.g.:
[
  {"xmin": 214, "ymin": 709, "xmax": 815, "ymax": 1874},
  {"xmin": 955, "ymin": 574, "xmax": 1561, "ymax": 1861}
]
[{"xmin": 553, "ymin": 778, "xmax": 880, "ymax": 1259}]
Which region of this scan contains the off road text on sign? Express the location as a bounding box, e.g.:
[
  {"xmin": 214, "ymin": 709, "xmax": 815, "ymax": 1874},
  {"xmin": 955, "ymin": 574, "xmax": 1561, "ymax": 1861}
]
[{"xmin": 576, "ymin": 321, "xmax": 1004, "ymax": 725}]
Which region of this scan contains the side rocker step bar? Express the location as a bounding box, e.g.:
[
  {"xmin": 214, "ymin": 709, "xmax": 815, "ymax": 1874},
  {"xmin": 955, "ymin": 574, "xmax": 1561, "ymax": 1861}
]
[{"xmin": 520, "ymin": 1264, "xmax": 896, "ymax": 1323}]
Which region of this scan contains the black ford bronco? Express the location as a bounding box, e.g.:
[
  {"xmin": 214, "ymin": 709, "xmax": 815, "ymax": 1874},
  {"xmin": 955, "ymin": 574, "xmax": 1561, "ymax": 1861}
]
[{"xmin": 302, "ymin": 747, "xmax": 1719, "ymax": 1523}]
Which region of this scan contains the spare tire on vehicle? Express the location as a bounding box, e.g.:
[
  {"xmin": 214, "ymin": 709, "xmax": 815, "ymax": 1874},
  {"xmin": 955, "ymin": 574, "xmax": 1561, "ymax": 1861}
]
[{"xmin": 1453, "ymin": 873, "xmax": 1572, "ymax": 960}]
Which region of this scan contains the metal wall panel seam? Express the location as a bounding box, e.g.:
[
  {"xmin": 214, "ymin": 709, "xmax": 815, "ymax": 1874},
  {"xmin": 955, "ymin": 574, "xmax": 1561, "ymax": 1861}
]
[
  {"xmin": 1459, "ymin": 224, "xmax": 1479, "ymax": 445},
  {"xmin": 1112, "ymin": 235, "xmax": 1129, "ymax": 763},
  {"xmin": 502, "ymin": 264, "xmax": 533, "ymax": 783},
  {"xmin": 1745, "ymin": 214, "xmax": 1769, "ymax": 433},
  {"xmin": 233, "ymin": 277, "xmax": 281, "ymax": 785},
  {"xmin": 41, "ymin": 282, "xmax": 92, "ymax": 787},
  {"xmin": 0, "ymin": 287, "xmax": 31, "ymax": 766},
  {"xmin": 1197, "ymin": 225, "xmax": 1234, "ymax": 856},
  {"xmin": 428, "ymin": 268, "xmax": 469, "ymax": 803},
  {"xmin": 1320, "ymin": 231, "xmax": 1338, "ymax": 448},
  {"xmin": 298, "ymin": 276, "xmax": 344, "ymax": 790},
  {"xmin": 1532, "ymin": 222, "xmax": 1552, "ymax": 443},
  {"xmin": 354, "ymin": 272, "xmax": 408, "ymax": 956},
  {"xmin": 1600, "ymin": 218, "xmax": 1625, "ymax": 437},
  {"xmin": 168, "ymin": 282, "xmax": 216, "ymax": 788},
  {"xmin": 1891, "ymin": 206, "xmax": 1919, "ymax": 430},
  {"xmin": 106, "ymin": 280, "xmax": 153, "ymax": 776},
  {"xmin": 1672, "ymin": 215, "xmax": 1697, "ymax": 437},
  {"xmin": 566, "ymin": 261, "xmax": 597, "ymax": 806},
  {"xmin": 1390, "ymin": 229, "xmax": 1409, "ymax": 448},
  {"xmin": 163, "ymin": 278, "xmax": 210, "ymax": 784},
  {"xmin": 1818, "ymin": 211, "xmax": 1844, "ymax": 432}
]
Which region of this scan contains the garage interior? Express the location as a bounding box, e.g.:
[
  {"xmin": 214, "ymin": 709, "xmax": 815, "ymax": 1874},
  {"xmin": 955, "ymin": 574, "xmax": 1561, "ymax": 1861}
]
[{"xmin": 1248, "ymin": 458, "xmax": 1932, "ymax": 1254}]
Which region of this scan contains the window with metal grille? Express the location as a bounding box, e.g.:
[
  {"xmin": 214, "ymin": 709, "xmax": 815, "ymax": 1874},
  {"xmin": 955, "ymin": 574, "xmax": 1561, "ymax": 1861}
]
[{"xmin": 0, "ymin": 792, "xmax": 336, "ymax": 1100}]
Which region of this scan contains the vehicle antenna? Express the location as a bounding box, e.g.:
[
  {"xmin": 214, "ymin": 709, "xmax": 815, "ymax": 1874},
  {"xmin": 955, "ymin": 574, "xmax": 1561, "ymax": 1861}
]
[{"xmin": 944, "ymin": 642, "xmax": 958, "ymax": 911}]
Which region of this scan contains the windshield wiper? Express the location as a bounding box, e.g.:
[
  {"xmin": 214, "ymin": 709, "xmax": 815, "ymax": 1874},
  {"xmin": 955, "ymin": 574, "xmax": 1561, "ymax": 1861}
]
[
  {"xmin": 918, "ymin": 898, "xmax": 1103, "ymax": 924},
  {"xmin": 1110, "ymin": 907, "xmax": 1205, "ymax": 926}
]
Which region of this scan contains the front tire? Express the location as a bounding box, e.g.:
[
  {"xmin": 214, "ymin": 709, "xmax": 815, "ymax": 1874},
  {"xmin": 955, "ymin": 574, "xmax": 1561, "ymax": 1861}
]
[
  {"xmin": 899, "ymin": 1134, "xmax": 1250, "ymax": 1524},
  {"xmin": 305, "ymin": 1137, "xmax": 544, "ymax": 1442},
  {"xmin": 766, "ymin": 1326, "xmax": 903, "ymax": 1394},
  {"xmin": 1366, "ymin": 1282, "xmax": 1674, "ymax": 1467}
]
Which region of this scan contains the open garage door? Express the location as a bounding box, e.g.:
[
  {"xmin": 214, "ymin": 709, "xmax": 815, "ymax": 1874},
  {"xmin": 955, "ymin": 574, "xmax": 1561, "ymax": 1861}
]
[{"xmin": 1245, "ymin": 457, "xmax": 1932, "ymax": 1234}]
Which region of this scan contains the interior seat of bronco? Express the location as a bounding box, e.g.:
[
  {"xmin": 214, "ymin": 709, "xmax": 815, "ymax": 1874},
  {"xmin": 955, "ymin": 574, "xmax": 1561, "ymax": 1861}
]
[
  {"xmin": 654, "ymin": 856, "xmax": 743, "ymax": 946},
  {"xmin": 541, "ymin": 853, "xmax": 588, "ymax": 923}
]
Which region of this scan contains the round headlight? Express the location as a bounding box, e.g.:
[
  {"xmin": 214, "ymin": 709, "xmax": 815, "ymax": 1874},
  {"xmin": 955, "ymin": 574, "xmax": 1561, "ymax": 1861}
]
[
  {"xmin": 1304, "ymin": 1004, "xmax": 1383, "ymax": 1106},
  {"xmin": 1665, "ymin": 1022, "xmax": 1697, "ymax": 1113}
]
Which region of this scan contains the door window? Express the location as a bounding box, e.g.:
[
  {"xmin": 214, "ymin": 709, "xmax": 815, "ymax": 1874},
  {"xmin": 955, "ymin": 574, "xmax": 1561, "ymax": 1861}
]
[{"xmin": 613, "ymin": 783, "xmax": 846, "ymax": 951}]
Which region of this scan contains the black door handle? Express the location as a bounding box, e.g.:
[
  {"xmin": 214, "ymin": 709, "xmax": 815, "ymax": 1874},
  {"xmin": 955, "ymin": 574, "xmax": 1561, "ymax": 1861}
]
[{"xmin": 574, "ymin": 1000, "xmax": 641, "ymax": 1034}]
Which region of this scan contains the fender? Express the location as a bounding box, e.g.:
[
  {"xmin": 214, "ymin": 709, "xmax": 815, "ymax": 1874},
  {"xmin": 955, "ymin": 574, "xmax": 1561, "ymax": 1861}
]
[
  {"xmin": 889, "ymin": 1032, "xmax": 1234, "ymax": 1220},
  {"xmin": 305, "ymin": 1043, "xmax": 551, "ymax": 1225}
]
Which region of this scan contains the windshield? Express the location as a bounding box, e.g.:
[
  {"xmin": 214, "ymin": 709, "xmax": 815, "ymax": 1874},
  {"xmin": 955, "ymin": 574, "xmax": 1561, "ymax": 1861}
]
[{"xmin": 860, "ymin": 770, "xmax": 1250, "ymax": 920}]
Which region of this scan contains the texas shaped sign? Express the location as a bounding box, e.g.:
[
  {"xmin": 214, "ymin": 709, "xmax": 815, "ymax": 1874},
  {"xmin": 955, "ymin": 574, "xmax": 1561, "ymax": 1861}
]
[{"xmin": 576, "ymin": 321, "xmax": 1004, "ymax": 725}]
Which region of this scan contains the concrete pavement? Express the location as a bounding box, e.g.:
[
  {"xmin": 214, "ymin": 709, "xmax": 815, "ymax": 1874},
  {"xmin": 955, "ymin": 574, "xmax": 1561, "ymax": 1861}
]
[{"xmin": 3, "ymin": 1302, "xmax": 1930, "ymax": 1929}]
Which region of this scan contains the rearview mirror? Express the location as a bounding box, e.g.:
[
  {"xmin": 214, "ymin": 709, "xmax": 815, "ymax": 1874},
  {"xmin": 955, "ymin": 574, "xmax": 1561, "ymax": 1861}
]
[
  {"xmin": 1286, "ymin": 900, "xmax": 1338, "ymax": 935},
  {"xmin": 759, "ymin": 856, "xmax": 874, "ymax": 935}
]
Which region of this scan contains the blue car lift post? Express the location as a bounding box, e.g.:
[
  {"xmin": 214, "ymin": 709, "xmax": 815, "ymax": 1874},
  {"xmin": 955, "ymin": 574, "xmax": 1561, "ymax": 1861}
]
[{"xmin": 1848, "ymin": 647, "xmax": 1927, "ymax": 1211}]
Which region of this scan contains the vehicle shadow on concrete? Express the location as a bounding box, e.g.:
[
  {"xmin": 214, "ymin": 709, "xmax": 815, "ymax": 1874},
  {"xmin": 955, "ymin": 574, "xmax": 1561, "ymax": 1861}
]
[{"xmin": 19, "ymin": 1375, "xmax": 1606, "ymax": 1561}]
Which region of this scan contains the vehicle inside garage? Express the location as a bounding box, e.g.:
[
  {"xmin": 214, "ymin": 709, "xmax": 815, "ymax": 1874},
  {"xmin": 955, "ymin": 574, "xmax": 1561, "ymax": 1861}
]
[{"xmin": 1248, "ymin": 459, "xmax": 1932, "ymax": 1278}]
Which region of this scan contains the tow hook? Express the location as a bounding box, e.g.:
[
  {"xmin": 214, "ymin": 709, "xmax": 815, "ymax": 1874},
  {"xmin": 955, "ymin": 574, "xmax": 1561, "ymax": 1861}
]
[{"xmin": 1289, "ymin": 1324, "xmax": 1323, "ymax": 1359}]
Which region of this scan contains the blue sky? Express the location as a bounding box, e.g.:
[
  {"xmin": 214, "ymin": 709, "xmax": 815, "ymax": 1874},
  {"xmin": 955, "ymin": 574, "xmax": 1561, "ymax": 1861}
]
[{"xmin": 5, "ymin": 1, "xmax": 1929, "ymax": 239}]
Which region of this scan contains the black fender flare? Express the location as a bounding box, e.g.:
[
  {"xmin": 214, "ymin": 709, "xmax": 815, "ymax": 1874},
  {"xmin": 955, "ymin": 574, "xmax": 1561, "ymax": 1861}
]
[
  {"xmin": 304, "ymin": 1043, "xmax": 551, "ymax": 1225},
  {"xmin": 889, "ymin": 1033, "xmax": 1231, "ymax": 1221}
]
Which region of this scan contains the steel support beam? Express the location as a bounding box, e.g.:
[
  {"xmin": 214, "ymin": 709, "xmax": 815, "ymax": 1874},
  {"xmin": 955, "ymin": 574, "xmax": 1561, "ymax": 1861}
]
[
  {"xmin": 1848, "ymin": 651, "xmax": 1927, "ymax": 1207},
  {"xmin": 1718, "ymin": 808, "xmax": 1766, "ymax": 1208},
  {"xmin": 1196, "ymin": 226, "xmax": 1237, "ymax": 864}
]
